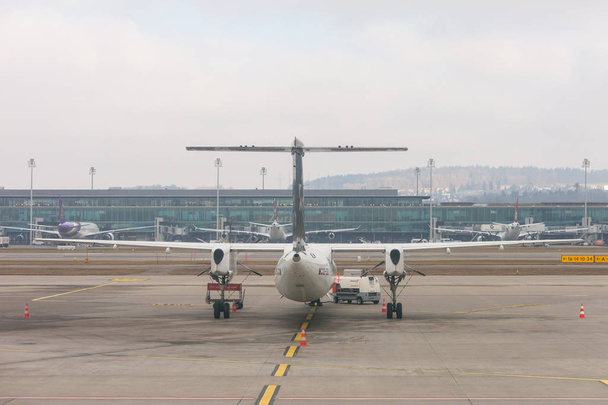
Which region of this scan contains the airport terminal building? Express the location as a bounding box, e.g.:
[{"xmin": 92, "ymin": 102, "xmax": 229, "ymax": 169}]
[{"xmin": 0, "ymin": 189, "xmax": 606, "ymax": 244}]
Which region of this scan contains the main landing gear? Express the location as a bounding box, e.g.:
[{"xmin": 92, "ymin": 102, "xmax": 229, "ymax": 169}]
[{"xmin": 385, "ymin": 273, "xmax": 405, "ymax": 319}]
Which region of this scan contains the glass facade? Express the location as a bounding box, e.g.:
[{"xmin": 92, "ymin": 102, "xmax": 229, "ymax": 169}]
[{"xmin": 1, "ymin": 189, "xmax": 606, "ymax": 243}]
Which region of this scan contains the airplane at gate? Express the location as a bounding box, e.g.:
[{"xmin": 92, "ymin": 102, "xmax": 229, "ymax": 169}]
[
  {"xmin": 2, "ymin": 196, "xmax": 153, "ymax": 240},
  {"xmin": 38, "ymin": 139, "xmax": 582, "ymax": 320},
  {"xmin": 196, "ymin": 199, "xmax": 358, "ymax": 242}
]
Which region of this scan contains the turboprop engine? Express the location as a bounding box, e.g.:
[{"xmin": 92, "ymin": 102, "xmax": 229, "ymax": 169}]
[
  {"xmin": 211, "ymin": 246, "xmax": 236, "ymax": 279},
  {"xmin": 383, "ymin": 246, "xmax": 405, "ymax": 277}
]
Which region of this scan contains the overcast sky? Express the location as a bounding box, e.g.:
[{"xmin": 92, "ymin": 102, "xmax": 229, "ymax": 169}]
[{"xmin": 1, "ymin": 1, "xmax": 606, "ymax": 190}]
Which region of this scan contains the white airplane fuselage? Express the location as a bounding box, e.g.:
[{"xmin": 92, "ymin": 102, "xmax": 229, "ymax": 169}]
[
  {"xmin": 274, "ymin": 246, "xmax": 337, "ymax": 302},
  {"xmin": 267, "ymin": 222, "xmax": 288, "ymax": 242},
  {"xmin": 499, "ymin": 223, "xmax": 521, "ymax": 241}
]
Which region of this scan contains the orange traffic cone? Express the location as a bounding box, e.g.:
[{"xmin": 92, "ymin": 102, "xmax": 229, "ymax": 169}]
[
  {"xmin": 381, "ymin": 298, "xmax": 387, "ymax": 313},
  {"xmin": 23, "ymin": 303, "xmax": 30, "ymax": 319},
  {"xmin": 231, "ymin": 302, "xmax": 237, "ymax": 313},
  {"xmin": 299, "ymin": 329, "xmax": 308, "ymax": 347},
  {"xmin": 579, "ymin": 303, "xmax": 585, "ymax": 319}
]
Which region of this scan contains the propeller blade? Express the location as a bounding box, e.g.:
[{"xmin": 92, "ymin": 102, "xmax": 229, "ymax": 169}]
[
  {"xmin": 196, "ymin": 267, "xmax": 211, "ymax": 277},
  {"xmin": 237, "ymin": 261, "xmax": 263, "ymax": 276},
  {"xmin": 361, "ymin": 260, "xmax": 385, "ymax": 276}
]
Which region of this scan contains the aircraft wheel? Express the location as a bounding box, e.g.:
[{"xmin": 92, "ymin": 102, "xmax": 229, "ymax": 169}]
[
  {"xmin": 213, "ymin": 302, "xmax": 221, "ymax": 319},
  {"xmin": 386, "ymin": 303, "xmax": 393, "ymax": 319},
  {"xmin": 357, "ymin": 297, "xmax": 363, "ymax": 305},
  {"xmin": 396, "ymin": 302, "xmax": 403, "ymax": 319},
  {"xmin": 223, "ymin": 302, "xmax": 231, "ymax": 318},
  {"xmin": 236, "ymin": 302, "xmax": 243, "ymax": 310}
]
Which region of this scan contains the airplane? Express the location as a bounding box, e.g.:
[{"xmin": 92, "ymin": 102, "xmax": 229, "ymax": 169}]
[
  {"xmin": 437, "ymin": 199, "xmax": 544, "ymax": 241},
  {"xmin": 2, "ymin": 196, "xmax": 153, "ymax": 240},
  {"xmin": 38, "ymin": 139, "xmax": 582, "ymax": 320},
  {"xmin": 195, "ymin": 199, "xmax": 359, "ymax": 242}
]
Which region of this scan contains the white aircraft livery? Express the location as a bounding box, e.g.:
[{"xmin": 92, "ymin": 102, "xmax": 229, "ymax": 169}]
[{"xmin": 38, "ymin": 139, "xmax": 582, "ymax": 319}]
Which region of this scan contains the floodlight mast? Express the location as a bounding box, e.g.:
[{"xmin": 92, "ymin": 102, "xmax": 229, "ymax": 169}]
[{"xmin": 28, "ymin": 158, "xmax": 36, "ymax": 245}]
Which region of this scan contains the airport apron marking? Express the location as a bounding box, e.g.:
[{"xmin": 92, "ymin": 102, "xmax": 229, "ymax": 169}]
[
  {"xmin": 32, "ymin": 282, "xmax": 118, "ymax": 302},
  {"xmin": 256, "ymin": 385, "xmax": 279, "ymax": 405},
  {"xmin": 284, "ymin": 346, "xmax": 299, "ymax": 358},
  {"xmin": 300, "ymin": 322, "xmax": 309, "ymax": 330},
  {"xmin": 292, "ymin": 332, "xmax": 302, "ymax": 341},
  {"xmin": 272, "ymin": 364, "xmax": 290, "ymax": 377},
  {"xmin": 453, "ymin": 304, "xmax": 546, "ymax": 313},
  {"xmin": 306, "ymin": 313, "xmax": 313, "ymax": 320},
  {"xmin": 97, "ymin": 353, "xmax": 608, "ymax": 385}
]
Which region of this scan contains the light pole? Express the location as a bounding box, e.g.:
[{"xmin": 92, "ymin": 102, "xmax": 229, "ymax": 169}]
[
  {"xmin": 428, "ymin": 159, "xmax": 435, "ymax": 242},
  {"xmin": 89, "ymin": 167, "xmax": 96, "ymax": 190},
  {"xmin": 260, "ymin": 167, "xmax": 267, "ymax": 190},
  {"xmin": 583, "ymin": 158, "xmax": 590, "ymax": 227},
  {"xmin": 28, "ymin": 158, "xmax": 36, "ymax": 245},
  {"xmin": 415, "ymin": 167, "xmax": 420, "ymax": 196},
  {"xmin": 215, "ymin": 158, "xmax": 222, "ymax": 241}
]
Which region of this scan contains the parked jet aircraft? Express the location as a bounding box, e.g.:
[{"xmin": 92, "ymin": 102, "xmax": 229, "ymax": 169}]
[
  {"xmin": 437, "ymin": 199, "xmax": 542, "ymax": 241},
  {"xmin": 196, "ymin": 199, "xmax": 358, "ymax": 242},
  {"xmin": 38, "ymin": 139, "xmax": 581, "ymax": 320},
  {"xmin": 2, "ymin": 196, "xmax": 153, "ymax": 240}
]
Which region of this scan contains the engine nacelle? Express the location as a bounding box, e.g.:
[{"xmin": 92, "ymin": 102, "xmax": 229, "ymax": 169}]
[
  {"xmin": 211, "ymin": 245, "xmax": 236, "ymax": 277},
  {"xmin": 102, "ymin": 233, "xmax": 115, "ymax": 240},
  {"xmin": 165, "ymin": 247, "xmax": 171, "ymax": 254},
  {"xmin": 384, "ymin": 246, "xmax": 404, "ymax": 277}
]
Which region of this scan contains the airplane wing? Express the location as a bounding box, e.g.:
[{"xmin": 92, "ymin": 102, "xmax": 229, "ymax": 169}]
[
  {"xmin": 305, "ymin": 226, "xmax": 360, "ymax": 236},
  {"xmin": 83, "ymin": 225, "xmax": 157, "ymax": 238},
  {"xmin": 328, "ymin": 238, "xmax": 583, "ymax": 253},
  {"xmin": 195, "ymin": 226, "xmax": 271, "ymax": 239},
  {"xmin": 0, "ymin": 226, "xmax": 60, "ymax": 236},
  {"xmin": 436, "ymin": 227, "xmax": 490, "ymax": 236},
  {"xmin": 35, "ymin": 238, "xmax": 288, "ymax": 253}
]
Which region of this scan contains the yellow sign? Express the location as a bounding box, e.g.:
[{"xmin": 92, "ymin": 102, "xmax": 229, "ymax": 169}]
[
  {"xmin": 561, "ymin": 255, "xmax": 594, "ymax": 263},
  {"xmin": 595, "ymin": 256, "xmax": 608, "ymax": 263}
]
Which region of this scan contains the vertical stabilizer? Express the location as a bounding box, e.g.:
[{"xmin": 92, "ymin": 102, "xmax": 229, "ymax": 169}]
[
  {"xmin": 292, "ymin": 138, "xmax": 306, "ymax": 252},
  {"xmin": 59, "ymin": 195, "xmax": 65, "ymax": 224},
  {"xmin": 273, "ymin": 199, "xmax": 277, "ymax": 222},
  {"xmin": 514, "ymin": 198, "xmax": 518, "ymax": 224}
]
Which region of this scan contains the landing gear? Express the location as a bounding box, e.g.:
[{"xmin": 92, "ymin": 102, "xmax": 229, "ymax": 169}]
[
  {"xmin": 213, "ymin": 302, "xmax": 221, "ymax": 319},
  {"xmin": 308, "ymin": 299, "xmax": 323, "ymax": 307},
  {"xmin": 207, "ymin": 273, "xmax": 242, "ymax": 319},
  {"xmin": 385, "ymin": 273, "xmax": 405, "ymax": 320}
]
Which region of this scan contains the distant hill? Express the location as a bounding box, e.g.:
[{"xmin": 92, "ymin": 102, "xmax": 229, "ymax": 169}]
[{"xmin": 308, "ymin": 166, "xmax": 608, "ymax": 193}]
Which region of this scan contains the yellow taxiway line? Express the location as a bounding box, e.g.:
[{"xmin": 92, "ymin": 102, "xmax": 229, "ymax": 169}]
[
  {"xmin": 32, "ymin": 282, "xmax": 118, "ymax": 302},
  {"xmin": 256, "ymin": 385, "xmax": 279, "ymax": 405}
]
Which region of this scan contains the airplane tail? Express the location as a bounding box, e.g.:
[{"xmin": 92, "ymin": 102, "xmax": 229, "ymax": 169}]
[
  {"xmin": 59, "ymin": 195, "xmax": 65, "ymax": 224},
  {"xmin": 514, "ymin": 198, "xmax": 518, "ymax": 224},
  {"xmin": 273, "ymin": 199, "xmax": 277, "ymax": 222},
  {"xmin": 292, "ymin": 139, "xmax": 306, "ymax": 252}
]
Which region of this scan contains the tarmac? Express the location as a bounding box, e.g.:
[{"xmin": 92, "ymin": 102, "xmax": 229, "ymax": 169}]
[{"xmin": 2, "ymin": 269, "xmax": 608, "ymax": 404}]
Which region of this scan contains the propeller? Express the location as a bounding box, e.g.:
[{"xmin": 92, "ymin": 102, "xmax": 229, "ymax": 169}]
[
  {"xmin": 361, "ymin": 260, "xmax": 385, "ymax": 277},
  {"xmin": 196, "ymin": 267, "xmax": 211, "ymax": 277},
  {"xmin": 237, "ymin": 261, "xmax": 263, "ymax": 276}
]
